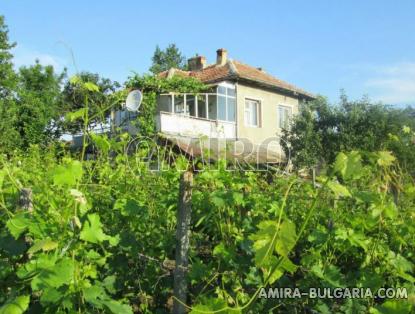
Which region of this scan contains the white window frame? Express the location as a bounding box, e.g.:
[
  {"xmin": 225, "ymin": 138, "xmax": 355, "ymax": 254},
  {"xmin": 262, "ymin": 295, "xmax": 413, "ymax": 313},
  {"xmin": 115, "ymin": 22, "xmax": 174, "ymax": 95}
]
[
  {"xmin": 216, "ymin": 82, "xmax": 236, "ymax": 123},
  {"xmin": 244, "ymin": 98, "xmax": 261, "ymax": 127},
  {"xmin": 277, "ymin": 104, "xmax": 293, "ymax": 129}
]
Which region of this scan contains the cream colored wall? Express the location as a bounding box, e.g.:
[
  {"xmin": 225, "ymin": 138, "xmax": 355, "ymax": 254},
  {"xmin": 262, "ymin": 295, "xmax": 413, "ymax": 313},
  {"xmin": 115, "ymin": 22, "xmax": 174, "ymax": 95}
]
[{"xmin": 236, "ymin": 83, "xmax": 299, "ymax": 145}]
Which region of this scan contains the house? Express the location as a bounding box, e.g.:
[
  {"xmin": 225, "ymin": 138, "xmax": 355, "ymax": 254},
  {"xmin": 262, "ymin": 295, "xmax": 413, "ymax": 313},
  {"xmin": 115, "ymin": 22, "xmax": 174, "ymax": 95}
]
[{"xmin": 155, "ymin": 49, "xmax": 315, "ymax": 163}]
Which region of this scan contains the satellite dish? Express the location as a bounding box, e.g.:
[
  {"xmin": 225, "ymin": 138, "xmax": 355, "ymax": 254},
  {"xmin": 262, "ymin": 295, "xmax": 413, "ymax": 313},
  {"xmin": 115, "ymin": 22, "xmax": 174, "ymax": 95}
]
[{"xmin": 125, "ymin": 90, "xmax": 142, "ymax": 112}]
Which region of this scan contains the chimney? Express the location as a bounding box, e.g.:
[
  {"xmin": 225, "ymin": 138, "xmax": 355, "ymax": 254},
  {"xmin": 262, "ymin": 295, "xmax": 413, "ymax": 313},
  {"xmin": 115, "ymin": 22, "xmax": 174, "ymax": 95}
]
[
  {"xmin": 188, "ymin": 55, "xmax": 206, "ymax": 71},
  {"xmin": 216, "ymin": 48, "xmax": 228, "ymax": 66}
]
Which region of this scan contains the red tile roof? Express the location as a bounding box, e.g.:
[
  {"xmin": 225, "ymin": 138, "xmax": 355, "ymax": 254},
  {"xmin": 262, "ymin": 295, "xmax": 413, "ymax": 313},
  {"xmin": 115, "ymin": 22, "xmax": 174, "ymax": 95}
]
[{"xmin": 159, "ymin": 60, "xmax": 315, "ymax": 99}]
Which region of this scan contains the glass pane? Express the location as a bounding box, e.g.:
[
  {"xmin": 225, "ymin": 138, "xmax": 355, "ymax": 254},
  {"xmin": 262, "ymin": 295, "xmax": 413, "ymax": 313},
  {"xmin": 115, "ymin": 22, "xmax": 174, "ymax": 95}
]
[
  {"xmin": 278, "ymin": 106, "xmax": 285, "ymax": 128},
  {"xmin": 218, "ymin": 95, "xmax": 226, "ymax": 120},
  {"xmin": 244, "ymin": 100, "xmax": 251, "ymax": 125},
  {"xmin": 244, "ymin": 109, "xmax": 250, "ymax": 125},
  {"xmin": 158, "ymin": 95, "xmax": 172, "ymax": 112},
  {"xmin": 187, "ymin": 95, "xmax": 196, "ymax": 116},
  {"xmin": 208, "ymin": 94, "xmax": 217, "ymax": 120},
  {"xmin": 217, "ymin": 86, "xmax": 226, "ymax": 95},
  {"xmin": 251, "ymin": 102, "xmax": 258, "ymax": 126},
  {"xmin": 227, "ymin": 97, "xmax": 236, "ymax": 122},
  {"xmin": 227, "ymin": 87, "xmax": 235, "ymax": 97},
  {"xmin": 174, "ymin": 95, "xmax": 185, "ymax": 114},
  {"xmin": 197, "ymin": 95, "xmax": 206, "ymax": 118}
]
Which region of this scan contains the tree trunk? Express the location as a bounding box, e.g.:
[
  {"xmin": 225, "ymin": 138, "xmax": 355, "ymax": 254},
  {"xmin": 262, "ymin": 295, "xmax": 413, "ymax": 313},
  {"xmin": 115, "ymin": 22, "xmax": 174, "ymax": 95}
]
[{"xmin": 173, "ymin": 170, "xmax": 193, "ymax": 314}]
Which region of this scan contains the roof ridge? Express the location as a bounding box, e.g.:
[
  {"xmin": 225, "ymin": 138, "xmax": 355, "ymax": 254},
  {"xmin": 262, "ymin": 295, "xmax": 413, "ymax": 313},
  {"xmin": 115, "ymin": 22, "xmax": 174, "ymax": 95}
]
[{"xmin": 233, "ymin": 60, "xmax": 314, "ymax": 97}]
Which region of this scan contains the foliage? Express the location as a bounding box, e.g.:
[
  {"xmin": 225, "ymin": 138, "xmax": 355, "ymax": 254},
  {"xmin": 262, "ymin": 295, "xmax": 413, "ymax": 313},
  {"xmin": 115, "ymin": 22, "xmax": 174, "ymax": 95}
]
[
  {"xmin": 283, "ymin": 94, "xmax": 415, "ymax": 172},
  {"xmin": 0, "ymin": 14, "xmax": 414, "ymax": 314},
  {"xmin": 0, "ymin": 15, "xmax": 17, "ymax": 99},
  {"xmin": 1, "ymin": 131, "xmax": 414, "ymax": 313},
  {"xmin": 125, "ymin": 74, "xmax": 207, "ymax": 136},
  {"xmin": 149, "ymin": 43, "xmax": 187, "ymax": 74},
  {"xmin": 0, "ymin": 15, "xmax": 19, "ymax": 153},
  {"xmin": 61, "ymin": 71, "xmax": 121, "ymax": 134},
  {"xmin": 0, "ymin": 61, "xmax": 65, "ymax": 152}
]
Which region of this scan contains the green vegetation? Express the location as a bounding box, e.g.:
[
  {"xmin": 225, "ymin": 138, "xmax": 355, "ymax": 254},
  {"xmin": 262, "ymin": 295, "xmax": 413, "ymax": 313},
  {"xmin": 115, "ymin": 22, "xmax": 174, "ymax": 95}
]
[
  {"xmin": 149, "ymin": 44, "xmax": 187, "ymax": 74},
  {"xmin": 0, "ymin": 15, "xmax": 414, "ymax": 314},
  {"xmin": 283, "ymin": 94, "xmax": 415, "ymax": 173}
]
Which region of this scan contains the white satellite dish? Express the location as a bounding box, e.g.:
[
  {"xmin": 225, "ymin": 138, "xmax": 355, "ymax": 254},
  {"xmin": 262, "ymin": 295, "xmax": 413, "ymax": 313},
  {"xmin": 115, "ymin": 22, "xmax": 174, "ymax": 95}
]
[{"xmin": 125, "ymin": 90, "xmax": 142, "ymax": 112}]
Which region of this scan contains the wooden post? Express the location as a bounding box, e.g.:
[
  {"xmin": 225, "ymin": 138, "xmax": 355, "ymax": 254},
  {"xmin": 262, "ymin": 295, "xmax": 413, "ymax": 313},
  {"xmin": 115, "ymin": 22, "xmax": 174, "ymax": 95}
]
[
  {"xmin": 173, "ymin": 170, "xmax": 193, "ymax": 314},
  {"xmin": 19, "ymin": 188, "xmax": 33, "ymax": 213}
]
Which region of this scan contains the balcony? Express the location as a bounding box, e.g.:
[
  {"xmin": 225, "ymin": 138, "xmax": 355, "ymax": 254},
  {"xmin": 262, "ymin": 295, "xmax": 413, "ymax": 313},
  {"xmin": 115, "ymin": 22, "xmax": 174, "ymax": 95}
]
[{"xmin": 156, "ymin": 90, "xmax": 236, "ymax": 139}]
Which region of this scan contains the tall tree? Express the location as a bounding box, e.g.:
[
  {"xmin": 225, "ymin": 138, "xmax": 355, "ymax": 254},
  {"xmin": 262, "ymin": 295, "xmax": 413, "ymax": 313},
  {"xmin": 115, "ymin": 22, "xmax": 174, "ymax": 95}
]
[
  {"xmin": 0, "ymin": 15, "xmax": 17, "ymax": 98},
  {"xmin": 61, "ymin": 71, "xmax": 120, "ymax": 134},
  {"xmin": 0, "ymin": 15, "xmax": 19, "ymax": 152},
  {"xmin": 282, "ymin": 93, "xmax": 415, "ymax": 170},
  {"xmin": 149, "ymin": 44, "xmax": 186, "ymax": 74},
  {"xmin": 14, "ymin": 61, "xmax": 65, "ymax": 147}
]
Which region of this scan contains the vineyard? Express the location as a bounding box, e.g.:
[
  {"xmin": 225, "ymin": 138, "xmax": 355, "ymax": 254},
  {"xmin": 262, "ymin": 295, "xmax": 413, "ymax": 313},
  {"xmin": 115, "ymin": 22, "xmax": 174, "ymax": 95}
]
[
  {"xmin": 0, "ymin": 14, "xmax": 415, "ymax": 314},
  {"xmin": 0, "ymin": 114, "xmax": 415, "ymax": 313}
]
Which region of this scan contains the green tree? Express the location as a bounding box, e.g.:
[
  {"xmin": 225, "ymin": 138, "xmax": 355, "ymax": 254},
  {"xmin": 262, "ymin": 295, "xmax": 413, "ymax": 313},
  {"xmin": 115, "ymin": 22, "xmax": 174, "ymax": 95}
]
[
  {"xmin": 283, "ymin": 93, "xmax": 415, "ymax": 170},
  {"xmin": 0, "ymin": 15, "xmax": 17, "ymax": 98},
  {"xmin": 14, "ymin": 61, "xmax": 66, "ymax": 147},
  {"xmin": 149, "ymin": 44, "xmax": 186, "ymax": 74},
  {"xmin": 0, "ymin": 16, "xmax": 19, "ymax": 152},
  {"xmin": 61, "ymin": 71, "xmax": 121, "ymax": 134}
]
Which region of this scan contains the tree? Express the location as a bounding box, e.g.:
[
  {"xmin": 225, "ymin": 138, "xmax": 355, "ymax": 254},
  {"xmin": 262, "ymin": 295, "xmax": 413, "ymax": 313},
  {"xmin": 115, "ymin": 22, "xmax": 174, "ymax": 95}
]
[
  {"xmin": 283, "ymin": 93, "xmax": 415, "ymax": 170},
  {"xmin": 149, "ymin": 44, "xmax": 186, "ymax": 74},
  {"xmin": 14, "ymin": 61, "xmax": 66, "ymax": 147},
  {"xmin": 0, "ymin": 15, "xmax": 17, "ymax": 98},
  {"xmin": 0, "ymin": 16, "xmax": 19, "ymax": 152},
  {"xmin": 61, "ymin": 72, "xmax": 121, "ymax": 134},
  {"xmin": 0, "ymin": 16, "xmax": 66, "ymax": 152}
]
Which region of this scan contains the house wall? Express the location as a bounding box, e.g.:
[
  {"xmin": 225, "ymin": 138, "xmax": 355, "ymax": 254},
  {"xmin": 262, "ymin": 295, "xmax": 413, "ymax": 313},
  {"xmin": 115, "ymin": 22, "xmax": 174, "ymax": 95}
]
[{"xmin": 235, "ymin": 82, "xmax": 299, "ymax": 145}]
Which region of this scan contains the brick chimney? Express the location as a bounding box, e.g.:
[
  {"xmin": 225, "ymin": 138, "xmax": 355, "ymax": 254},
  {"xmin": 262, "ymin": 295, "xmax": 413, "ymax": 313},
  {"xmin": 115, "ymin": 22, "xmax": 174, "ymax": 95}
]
[
  {"xmin": 216, "ymin": 48, "xmax": 228, "ymax": 66},
  {"xmin": 188, "ymin": 55, "xmax": 206, "ymax": 71}
]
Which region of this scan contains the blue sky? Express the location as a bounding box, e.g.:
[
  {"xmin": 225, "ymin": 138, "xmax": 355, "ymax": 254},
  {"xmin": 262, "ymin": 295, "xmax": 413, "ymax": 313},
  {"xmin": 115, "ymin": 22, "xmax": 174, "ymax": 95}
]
[{"xmin": 2, "ymin": 0, "xmax": 415, "ymax": 105}]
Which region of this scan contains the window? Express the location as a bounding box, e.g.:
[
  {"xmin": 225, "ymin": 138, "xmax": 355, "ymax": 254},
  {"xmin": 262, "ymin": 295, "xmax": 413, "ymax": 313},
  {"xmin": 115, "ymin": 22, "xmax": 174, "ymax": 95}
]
[
  {"xmin": 207, "ymin": 94, "xmax": 217, "ymax": 120},
  {"xmin": 158, "ymin": 94, "xmax": 173, "ymax": 112},
  {"xmin": 197, "ymin": 95, "xmax": 207, "ymax": 118},
  {"xmin": 278, "ymin": 105, "xmax": 292, "ymax": 129},
  {"xmin": 216, "ymin": 84, "xmax": 236, "ymax": 122},
  {"xmin": 245, "ymin": 99, "xmax": 260, "ymax": 127},
  {"xmin": 174, "ymin": 95, "xmax": 185, "ymax": 114},
  {"xmin": 187, "ymin": 95, "xmax": 196, "ymax": 116}
]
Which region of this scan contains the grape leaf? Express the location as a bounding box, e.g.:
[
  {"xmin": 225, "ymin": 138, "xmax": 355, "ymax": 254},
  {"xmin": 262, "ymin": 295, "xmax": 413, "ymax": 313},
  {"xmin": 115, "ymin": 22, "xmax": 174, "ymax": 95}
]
[
  {"xmin": 334, "ymin": 151, "xmax": 362, "ymax": 180},
  {"xmin": 28, "ymin": 239, "xmax": 58, "ymax": 254},
  {"xmin": 52, "ymin": 159, "xmax": 83, "ymax": 186},
  {"xmin": 0, "ymin": 295, "xmax": 30, "ymax": 314},
  {"xmin": 80, "ymin": 213, "xmax": 108, "ymax": 244},
  {"xmin": 6, "ymin": 212, "xmax": 30, "ymax": 239}
]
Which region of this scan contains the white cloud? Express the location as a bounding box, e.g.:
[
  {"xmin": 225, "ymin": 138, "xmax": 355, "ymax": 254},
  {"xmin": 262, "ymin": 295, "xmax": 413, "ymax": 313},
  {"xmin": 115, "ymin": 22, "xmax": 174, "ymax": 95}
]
[
  {"xmin": 13, "ymin": 45, "xmax": 68, "ymax": 72},
  {"xmin": 364, "ymin": 62, "xmax": 415, "ymax": 105}
]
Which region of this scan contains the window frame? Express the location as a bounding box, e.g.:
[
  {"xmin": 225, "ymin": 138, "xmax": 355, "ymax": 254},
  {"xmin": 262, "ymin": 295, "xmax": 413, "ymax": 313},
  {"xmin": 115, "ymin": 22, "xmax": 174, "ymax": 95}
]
[
  {"xmin": 277, "ymin": 104, "xmax": 293, "ymax": 129},
  {"xmin": 216, "ymin": 83, "xmax": 236, "ymax": 123},
  {"xmin": 244, "ymin": 98, "xmax": 261, "ymax": 127}
]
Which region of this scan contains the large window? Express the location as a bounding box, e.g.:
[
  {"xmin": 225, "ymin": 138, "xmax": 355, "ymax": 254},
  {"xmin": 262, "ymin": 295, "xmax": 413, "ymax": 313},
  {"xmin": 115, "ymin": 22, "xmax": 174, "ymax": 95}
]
[
  {"xmin": 174, "ymin": 95, "xmax": 185, "ymax": 114},
  {"xmin": 207, "ymin": 94, "xmax": 217, "ymax": 120},
  {"xmin": 245, "ymin": 99, "xmax": 260, "ymax": 127},
  {"xmin": 278, "ymin": 105, "xmax": 292, "ymax": 129},
  {"xmin": 217, "ymin": 85, "xmax": 236, "ymax": 122},
  {"xmin": 196, "ymin": 95, "xmax": 207, "ymax": 119},
  {"xmin": 157, "ymin": 86, "xmax": 236, "ymax": 122}
]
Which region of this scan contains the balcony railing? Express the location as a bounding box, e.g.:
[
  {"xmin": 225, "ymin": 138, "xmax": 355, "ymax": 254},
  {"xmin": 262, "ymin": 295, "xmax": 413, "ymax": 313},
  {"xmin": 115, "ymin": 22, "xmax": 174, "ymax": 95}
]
[{"xmin": 156, "ymin": 92, "xmax": 237, "ymax": 139}]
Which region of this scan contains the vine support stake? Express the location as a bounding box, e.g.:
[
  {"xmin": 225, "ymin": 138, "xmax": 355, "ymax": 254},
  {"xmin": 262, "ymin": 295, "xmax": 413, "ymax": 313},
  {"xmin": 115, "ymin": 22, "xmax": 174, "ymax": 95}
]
[
  {"xmin": 19, "ymin": 188, "xmax": 33, "ymax": 214},
  {"xmin": 173, "ymin": 170, "xmax": 193, "ymax": 314}
]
